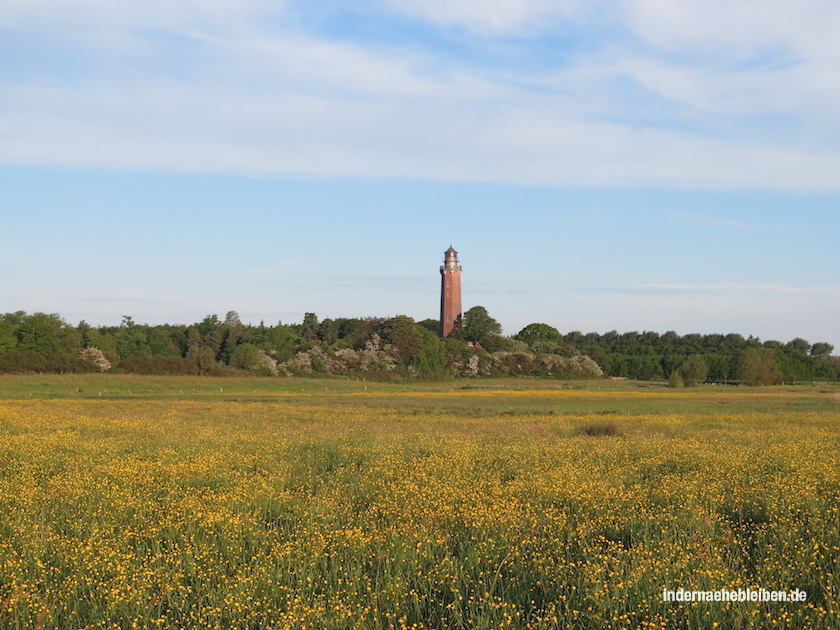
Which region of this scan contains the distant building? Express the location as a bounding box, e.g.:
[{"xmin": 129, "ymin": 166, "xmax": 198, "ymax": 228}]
[{"xmin": 439, "ymin": 246, "xmax": 462, "ymax": 338}]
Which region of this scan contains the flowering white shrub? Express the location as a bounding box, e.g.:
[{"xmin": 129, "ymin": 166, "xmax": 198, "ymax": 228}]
[
  {"xmin": 488, "ymin": 352, "xmax": 603, "ymax": 378},
  {"xmin": 79, "ymin": 347, "xmax": 111, "ymax": 372},
  {"xmin": 465, "ymin": 354, "xmax": 481, "ymax": 377},
  {"xmin": 254, "ymin": 352, "xmax": 278, "ymax": 376},
  {"xmin": 280, "ymin": 343, "xmax": 397, "ymax": 375}
]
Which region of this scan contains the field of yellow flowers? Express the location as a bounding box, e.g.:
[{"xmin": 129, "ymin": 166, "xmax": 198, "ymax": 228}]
[{"xmin": 0, "ymin": 376, "xmax": 838, "ymax": 629}]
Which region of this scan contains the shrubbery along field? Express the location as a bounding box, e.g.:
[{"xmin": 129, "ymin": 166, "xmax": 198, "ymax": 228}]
[{"xmin": 1, "ymin": 311, "xmax": 837, "ymax": 383}]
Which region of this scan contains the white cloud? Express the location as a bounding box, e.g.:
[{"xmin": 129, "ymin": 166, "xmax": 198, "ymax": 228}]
[
  {"xmin": 195, "ymin": 265, "xmax": 300, "ymax": 285},
  {"xmin": 382, "ymin": 0, "xmax": 590, "ymax": 35},
  {"xmin": 560, "ymin": 210, "xmax": 624, "ymax": 224},
  {"xmin": 610, "ymin": 53, "xmax": 840, "ymax": 123},
  {"xmin": 620, "ymin": 0, "xmax": 840, "ymax": 60},
  {"xmin": 4, "ymin": 74, "xmax": 840, "ymax": 188},
  {"xmin": 0, "ymin": 0, "xmax": 287, "ymax": 31},
  {"xmin": 203, "ymin": 32, "xmax": 453, "ymax": 98},
  {"xmin": 630, "ymin": 283, "xmax": 840, "ymax": 295},
  {"xmin": 613, "ymin": 1, "xmax": 840, "ymax": 118},
  {"xmin": 662, "ymin": 212, "xmax": 794, "ymax": 232},
  {"xmin": 3, "ymin": 0, "xmax": 840, "ymax": 189}
]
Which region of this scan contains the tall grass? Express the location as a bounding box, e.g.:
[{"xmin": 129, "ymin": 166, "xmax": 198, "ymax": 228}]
[{"xmin": 0, "ymin": 382, "xmax": 838, "ymax": 628}]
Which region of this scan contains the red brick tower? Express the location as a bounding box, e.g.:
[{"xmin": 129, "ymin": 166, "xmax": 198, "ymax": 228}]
[{"xmin": 440, "ymin": 245, "xmax": 462, "ymax": 337}]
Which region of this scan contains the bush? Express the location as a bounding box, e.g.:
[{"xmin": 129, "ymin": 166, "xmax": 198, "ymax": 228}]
[
  {"xmin": 737, "ymin": 348, "xmax": 783, "ymax": 386},
  {"xmin": 575, "ymin": 421, "xmax": 622, "ymax": 437},
  {"xmin": 229, "ymin": 343, "xmax": 262, "ymax": 370},
  {"xmin": 678, "ymin": 355, "xmax": 708, "ymax": 387},
  {"xmin": 487, "ymin": 352, "xmax": 603, "ymax": 379},
  {"xmin": 79, "ymin": 347, "xmax": 112, "ymax": 372},
  {"xmin": 668, "ymin": 371, "xmax": 684, "ymax": 388}
]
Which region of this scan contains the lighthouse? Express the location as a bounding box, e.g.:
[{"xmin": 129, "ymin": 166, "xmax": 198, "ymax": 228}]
[{"xmin": 439, "ymin": 246, "xmax": 463, "ymax": 338}]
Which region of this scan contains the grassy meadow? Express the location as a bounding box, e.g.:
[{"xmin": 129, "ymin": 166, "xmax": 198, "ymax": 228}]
[{"xmin": 0, "ymin": 375, "xmax": 838, "ymax": 629}]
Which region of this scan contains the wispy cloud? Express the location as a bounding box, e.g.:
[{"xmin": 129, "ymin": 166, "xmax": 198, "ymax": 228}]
[
  {"xmin": 0, "ymin": 0, "xmax": 289, "ymax": 32},
  {"xmin": 560, "ymin": 210, "xmax": 624, "ymax": 225},
  {"xmin": 620, "ymin": 0, "xmax": 840, "ymax": 62},
  {"xmin": 570, "ymin": 283, "xmax": 840, "ymax": 300},
  {"xmin": 382, "ymin": 0, "xmax": 590, "ymax": 36},
  {"xmin": 195, "ymin": 265, "xmax": 299, "ymax": 285},
  {"xmin": 630, "ymin": 283, "xmax": 840, "ymax": 295},
  {"xmin": 304, "ymin": 276, "xmax": 432, "ymax": 292},
  {"xmin": 662, "ymin": 212, "xmax": 795, "ymax": 232},
  {"xmin": 2, "ymin": 1, "xmax": 840, "ymax": 189}
]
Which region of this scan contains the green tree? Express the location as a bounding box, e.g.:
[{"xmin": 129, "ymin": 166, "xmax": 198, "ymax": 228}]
[
  {"xmin": 18, "ymin": 313, "xmax": 81, "ymax": 361},
  {"xmin": 197, "ymin": 315, "xmax": 224, "ymax": 357},
  {"xmin": 318, "ymin": 318, "xmax": 339, "ymax": 345},
  {"xmin": 224, "ymin": 310, "xmax": 242, "ymax": 328},
  {"xmin": 114, "ymin": 324, "xmax": 151, "ymax": 360},
  {"xmin": 702, "ymin": 334, "xmax": 724, "ymax": 351},
  {"xmin": 564, "ymin": 331, "xmax": 584, "ymax": 345},
  {"xmin": 659, "ymin": 331, "xmax": 679, "ymax": 353},
  {"xmin": 263, "ymin": 325, "xmax": 299, "ymax": 362},
  {"xmin": 678, "ymin": 355, "xmax": 708, "ymax": 387},
  {"xmin": 600, "ymin": 330, "xmax": 619, "ymax": 352},
  {"xmin": 98, "ymin": 333, "xmax": 119, "ymax": 365},
  {"xmin": 631, "ymin": 355, "xmax": 664, "ymax": 380},
  {"xmin": 417, "ymin": 319, "xmax": 439, "ymax": 334},
  {"xmin": 584, "ymin": 346, "xmax": 607, "ymax": 367},
  {"xmin": 82, "ymin": 327, "xmax": 102, "ymax": 349},
  {"xmin": 604, "ymin": 353, "xmax": 631, "ymax": 378},
  {"xmin": 10, "ymin": 313, "xmax": 82, "ymax": 371},
  {"xmin": 704, "ymin": 353, "xmax": 732, "ymax": 382},
  {"xmin": 17, "ymin": 313, "xmax": 64, "ymax": 357},
  {"xmin": 380, "ymin": 315, "xmax": 425, "ymax": 364},
  {"xmin": 681, "ymin": 333, "xmax": 703, "ymax": 354},
  {"xmin": 515, "ymin": 323, "xmax": 563, "ymax": 345},
  {"xmin": 229, "ymin": 343, "xmax": 262, "ymax": 370},
  {"xmin": 457, "ymin": 306, "xmax": 502, "ymax": 346},
  {"xmin": 0, "ymin": 319, "xmax": 17, "ymax": 353},
  {"xmin": 617, "ymin": 331, "xmax": 642, "ymax": 355},
  {"xmin": 810, "ymin": 342, "xmax": 834, "ymax": 359},
  {"xmin": 299, "ymin": 313, "xmax": 319, "ymax": 342},
  {"xmin": 785, "ymin": 337, "xmax": 810, "ymax": 355},
  {"xmin": 640, "ymin": 330, "xmax": 661, "ymax": 348},
  {"xmin": 410, "ymin": 327, "xmax": 448, "ymax": 375},
  {"xmin": 722, "ymin": 333, "xmax": 746, "ymax": 351},
  {"xmin": 148, "ymin": 326, "xmax": 183, "ymax": 359},
  {"xmin": 737, "ymin": 348, "xmax": 783, "ymax": 386},
  {"xmin": 219, "ymin": 311, "xmax": 245, "ymax": 363},
  {"xmin": 188, "ymin": 345, "xmax": 218, "ymax": 375}
]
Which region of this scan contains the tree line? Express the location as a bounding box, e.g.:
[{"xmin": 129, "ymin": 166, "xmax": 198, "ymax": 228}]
[
  {"xmin": 0, "ymin": 309, "xmax": 836, "ymax": 384},
  {"xmin": 515, "ymin": 324, "xmax": 838, "ymax": 385}
]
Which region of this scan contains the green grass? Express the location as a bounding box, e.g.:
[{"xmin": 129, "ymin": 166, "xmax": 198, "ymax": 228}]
[{"xmin": 0, "ymin": 374, "xmax": 657, "ymax": 399}]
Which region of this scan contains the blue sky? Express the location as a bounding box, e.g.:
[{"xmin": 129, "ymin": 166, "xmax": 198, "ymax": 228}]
[{"xmin": 1, "ymin": 1, "xmax": 839, "ymax": 350}]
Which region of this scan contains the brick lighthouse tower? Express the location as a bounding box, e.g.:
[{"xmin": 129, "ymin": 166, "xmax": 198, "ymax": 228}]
[{"xmin": 440, "ymin": 245, "xmax": 462, "ymax": 337}]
